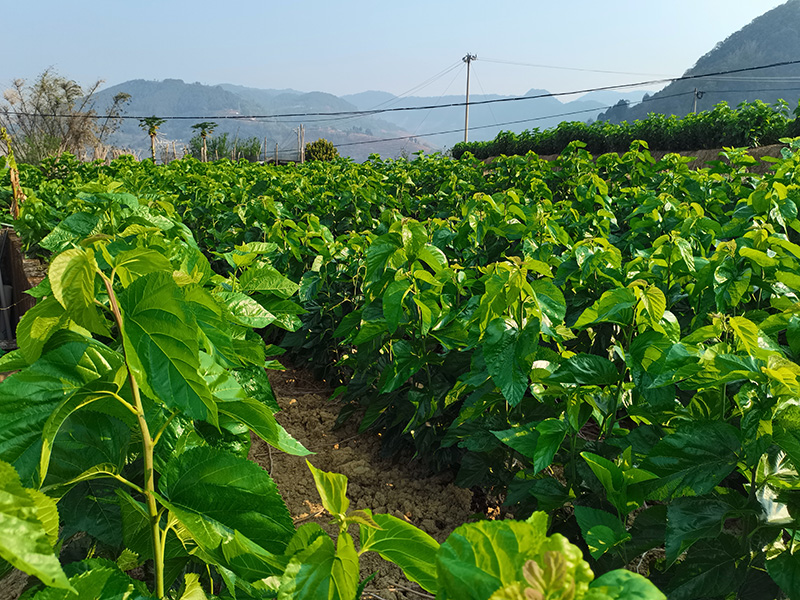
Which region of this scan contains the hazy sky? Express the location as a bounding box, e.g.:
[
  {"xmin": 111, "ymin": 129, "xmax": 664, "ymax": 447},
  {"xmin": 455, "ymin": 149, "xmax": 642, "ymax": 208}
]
[{"xmin": 3, "ymin": 1, "xmax": 788, "ymax": 100}]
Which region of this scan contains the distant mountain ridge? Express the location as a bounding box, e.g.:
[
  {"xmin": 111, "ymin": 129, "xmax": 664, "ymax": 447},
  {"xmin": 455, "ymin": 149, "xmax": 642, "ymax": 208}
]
[
  {"xmin": 600, "ymin": 0, "xmax": 800, "ymax": 123},
  {"xmin": 93, "ymin": 78, "xmax": 651, "ymax": 160},
  {"xmin": 94, "ymin": 79, "xmax": 433, "ymax": 161}
]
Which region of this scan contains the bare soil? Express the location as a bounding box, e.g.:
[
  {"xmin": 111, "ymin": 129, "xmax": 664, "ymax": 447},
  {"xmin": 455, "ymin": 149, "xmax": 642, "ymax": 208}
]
[{"xmin": 252, "ymin": 368, "xmax": 474, "ymax": 600}]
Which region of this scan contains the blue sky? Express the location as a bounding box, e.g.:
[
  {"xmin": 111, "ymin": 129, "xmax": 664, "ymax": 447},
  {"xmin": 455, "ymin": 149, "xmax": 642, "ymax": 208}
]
[{"xmin": 3, "ymin": 1, "xmax": 787, "ymax": 99}]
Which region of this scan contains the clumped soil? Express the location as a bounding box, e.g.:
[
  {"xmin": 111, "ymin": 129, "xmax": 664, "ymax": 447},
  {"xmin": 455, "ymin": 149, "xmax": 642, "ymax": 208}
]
[{"xmin": 252, "ymin": 368, "xmax": 474, "ymax": 600}]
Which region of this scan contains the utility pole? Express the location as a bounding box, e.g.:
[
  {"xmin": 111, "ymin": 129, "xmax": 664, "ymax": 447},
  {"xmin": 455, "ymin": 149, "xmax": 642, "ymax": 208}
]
[
  {"xmin": 463, "ymin": 53, "xmax": 477, "ymax": 143},
  {"xmin": 300, "ymin": 125, "xmax": 305, "ymax": 163},
  {"xmin": 693, "ymin": 88, "xmax": 704, "ymax": 114},
  {"xmin": 296, "ymin": 127, "xmax": 302, "ymax": 163}
]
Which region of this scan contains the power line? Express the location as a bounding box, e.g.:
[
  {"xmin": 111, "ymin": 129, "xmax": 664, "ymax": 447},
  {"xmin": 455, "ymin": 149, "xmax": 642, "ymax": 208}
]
[
  {"xmin": 286, "ymin": 61, "xmax": 466, "ymax": 128},
  {"xmin": 401, "ymin": 61, "xmax": 465, "ymax": 153},
  {"xmin": 335, "ymin": 79, "xmax": 800, "ymax": 149},
  {"xmin": 479, "ymin": 57, "xmax": 673, "ymax": 77},
  {"xmin": 333, "ymin": 90, "xmax": 698, "ymax": 148},
  {"xmin": 5, "ymin": 59, "xmax": 800, "ymax": 123},
  {"xmin": 471, "ymin": 62, "xmax": 499, "ymax": 129}
]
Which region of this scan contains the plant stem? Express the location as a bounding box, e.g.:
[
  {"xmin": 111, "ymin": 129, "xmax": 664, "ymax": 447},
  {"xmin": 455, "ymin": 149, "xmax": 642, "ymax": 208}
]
[{"xmin": 102, "ymin": 274, "xmax": 165, "ymax": 598}]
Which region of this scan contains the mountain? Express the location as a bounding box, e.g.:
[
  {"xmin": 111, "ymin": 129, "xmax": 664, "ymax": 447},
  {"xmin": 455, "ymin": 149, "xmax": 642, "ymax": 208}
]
[
  {"xmin": 93, "ymin": 79, "xmax": 434, "ymax": 161},
  {"xmin": 91, "ymin": 78, "xmax": 651, "ymax": 161},
  {"xmin": 599, "ymin": 0, "xmax": 800, "ymax": 123},
  {"xmin": 218, "ymin": 83, "xmax": 304, "ymax": 103}
]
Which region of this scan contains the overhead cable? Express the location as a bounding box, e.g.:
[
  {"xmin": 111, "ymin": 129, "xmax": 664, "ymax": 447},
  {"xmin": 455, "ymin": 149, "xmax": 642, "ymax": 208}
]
[
  {"xmin": 333, "ymin": 90, "xmax": 698, "ymax": 148},
  {"xmin": 4, "ymin": 59, "xmax": 800, "ymax": 122}
]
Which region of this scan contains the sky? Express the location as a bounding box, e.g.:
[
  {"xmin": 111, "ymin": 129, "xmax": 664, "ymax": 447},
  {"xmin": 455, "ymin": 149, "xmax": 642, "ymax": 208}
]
[{"xmin": 2, "ymin": 1, "xmax": 789, "ymax": 101}]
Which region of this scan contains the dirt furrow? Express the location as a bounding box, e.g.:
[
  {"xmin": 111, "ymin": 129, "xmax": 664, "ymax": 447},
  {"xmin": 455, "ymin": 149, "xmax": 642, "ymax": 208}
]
[{"xmin": 254, "ymin": 369, "xmax": 474, "ymax": 600}]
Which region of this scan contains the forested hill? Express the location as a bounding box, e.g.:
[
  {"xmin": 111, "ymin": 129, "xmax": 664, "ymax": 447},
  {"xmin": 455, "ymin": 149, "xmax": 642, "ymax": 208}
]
[
  {"xmin": 92, "ymin": 79, "xmax": 434, "ymax": 161},
  {"xmin": 600, "ymin": 0, "xmax": 800, "ymax": 123}
]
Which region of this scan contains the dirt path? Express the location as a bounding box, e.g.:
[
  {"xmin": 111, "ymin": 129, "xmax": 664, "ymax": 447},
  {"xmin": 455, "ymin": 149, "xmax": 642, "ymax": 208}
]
[{"xmin": 253, "ymin": 368, "xmax": 474, "ymax": 600}]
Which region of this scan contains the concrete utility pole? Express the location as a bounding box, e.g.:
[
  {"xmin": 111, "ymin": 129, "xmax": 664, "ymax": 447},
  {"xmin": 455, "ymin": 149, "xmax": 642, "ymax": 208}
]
[
  {"xmin": 463, "ymin": 53, "xmax": 477, "ymax": 143},
  {"xmin": 693, "ymin": 88, "xmax": 704, "ymax": 114},
  {"xmin": 296, "ymin": 126, "xmax": 305, "ymax": 163}
]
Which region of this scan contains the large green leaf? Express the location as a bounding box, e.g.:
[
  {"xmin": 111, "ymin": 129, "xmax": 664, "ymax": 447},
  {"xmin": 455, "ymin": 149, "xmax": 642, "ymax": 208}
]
[
  {"xmin": 15, "ymin": 296, "xmax": 71, "ymax": 364},
  {"xmin": 0, "ymin": 334, "xmax": 125, "ymax": 485},
  {"xmin": 358, "ymin": 511, "xmax": 440, "ymax": 593},
  {"xmin": 491, "ymin": 423, "xmax": 540, "ymax": 460},
  {"xmin": 39, "ymin": 212, "xmax": 100, "ymax": 253},
  {"xmin": 178, "ymin": 573, "xmax": 208, "ymax": 600},
  {"xmin": 231, "ymin": 365, "xmax": 280, "ymax": 412},
  {"xmin": 436, "ymin": 519, "xmax": 548, "ymax": 600},
  {"xmin": 665, "ymin": 497, "xmax": 732, "ymax": 566},
  {"xmin": 200, "ymin": 354, "xmax": 310, "ymax": 456},
  {"xmin": 574, "ymin": 287, "xmax": 636, "ymax": 328},
  {"xmin": 775, "ymin": 405, "xmax": 800, "ymax": 469},
  {"xmin": 636, "ymin": 285, "xmax": 666, "ymax": 327},
  {"xmin": 222, "ymin": 397, "xmax": 310, "ymax": 456},
  {"xmin": 58, "ymin": 478, "xmax": 124, "ymax": 547},
  {"xmin": 48, "ymin": 248, "xmax": 109, "ymax": 335},
  {"xmin": 31, "ymin": 562, "xmax": 154, "ymax": 599},
  {"xmin": 531, "ymin": 279, "xmax": 566, "ymax": 327},
  {"xmin": 766, "ymin": 550, "xmax": 800, "ymax": 599},
  {"xmin": 548, "ymin": 353, "xmax": 619, "ymax": 386},
  {"xmin": 641, "ymin": 422, "xmax": 741, "ymax": 500},
  {"xmin": 44, "ymin": 409, "xmax": 131, "ymax": 489},
  {"xmin": 664, "ymin": 539, "xmax": 744, "ymax": 600},
  {"xmin": 0, "ymin": 461, "xmax": 72, "ymax": 591},
  {"xmin": 492, "ymin": 419, "xmax": 566, "ymax": 474},
  {"xmin": 418, "ymin": 243, "xmax": 448, "ymax": 273},
  {"xmin": 277, "ymin": 533, "xmax": 359, "ymax": 600},
  {"xmin": 382, "ymin": 279, "xmax": 411, "ymax": 334},
  {"xmin": 38, "ymin": 382, "xmax": 131, "ymax": 486},
  {"xmin": 119, "ymin": 272, "xmax": 216, "ymax": 422},
  {"xmin": 581, "ymin": 452, "xmax": 625, "ymax": 513},
  {"xmin": 239, "ymin": 264, "xmax": 299, "ymax": 299},
  {"xmin": 159, "ymin": 446, "xmax": 294, "ymax": 555},
  {"xmin": 573, "ymin": 506, "xmax": 630, "ymax": 559},
  {"xmin": 482, "ymin": 317, "xmax": 539, "ymax": 406},
  {"xmin": 112, "ymin": 248, "xmax": 173, "ymax": 288},
  {"xmin": 182, "ymin": 284, "xmax": 239, "ymax": 367},
  {"xmin": 365, "ymin": 237, "xmax": 401, "ymax": 284},
  {"xmin": 379, "ymin": 339, "xmax": 424, "ymax": 393},
  {"xmin": 253, "ymin": 296, "xmax": 304, "ymax": 332},
  {"xmin": 214, "ymin": 290, "xmax": 276, "ymax": 329},
  {"xmin": 532, "ymin": 419, "xmax": 568, "ymax": 474}
]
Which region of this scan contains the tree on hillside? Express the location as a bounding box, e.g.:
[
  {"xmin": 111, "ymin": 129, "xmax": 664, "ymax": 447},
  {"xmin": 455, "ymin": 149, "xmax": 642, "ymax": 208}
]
[
  {"xmin": 138, "ymin": 116, "xmax": 167, "ymax": 162},
  {"xmin": 0, "ymin": 69, "xmax": 131, "ymax": 164},
  {"xmin": 305, "ymin": 138, "xmax": 339, "ymax": 162},
  {"xmin": 190, "ymin": 121, "xmax": 217, "ymax": 162}
]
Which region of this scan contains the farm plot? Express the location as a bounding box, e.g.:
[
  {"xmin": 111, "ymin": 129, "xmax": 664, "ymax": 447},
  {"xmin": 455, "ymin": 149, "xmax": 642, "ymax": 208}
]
[{"xmin": 1, "ymin": 140, "xmax": 799, "ymax": 599}]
